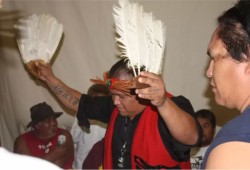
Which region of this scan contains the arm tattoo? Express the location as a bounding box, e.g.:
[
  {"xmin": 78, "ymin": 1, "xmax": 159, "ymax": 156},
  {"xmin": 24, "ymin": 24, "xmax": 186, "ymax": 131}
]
[{"xmin": 50, "ymin": 84, "xmax": 80, "ymax": 106}]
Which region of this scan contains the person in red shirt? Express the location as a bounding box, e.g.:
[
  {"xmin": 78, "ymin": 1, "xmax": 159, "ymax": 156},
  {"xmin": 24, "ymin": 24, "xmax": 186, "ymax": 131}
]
[{"xmin": 14, "ymin": 102, "xmax": 74, "ymax": 169}]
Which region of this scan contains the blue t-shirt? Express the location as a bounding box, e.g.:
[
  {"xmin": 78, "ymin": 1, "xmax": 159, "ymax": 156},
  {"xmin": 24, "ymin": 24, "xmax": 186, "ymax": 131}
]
[{"xmin": 202, "ymin": 106, "xmax": 250, "ymax": 168}]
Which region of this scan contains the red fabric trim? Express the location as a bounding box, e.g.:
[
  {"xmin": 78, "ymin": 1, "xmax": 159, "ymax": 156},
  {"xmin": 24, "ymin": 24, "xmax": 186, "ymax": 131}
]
[
  {"xmin": 166, "ymin": 91, "xmax": 173, "ymax": 98},
  {"xmin": 23, "ymin": 128, "xmax": 73, "ymax": 169},
  {"xmin": 104, "ymin": 92, "xmax": 190, "ymax": 169},
  {"xmin": 131, "ymin": 105, "xmax": 179, "ymax": 168},
  {"xmin": 103, "ymin": 108, "xmax": 118, "ymax": 168}
]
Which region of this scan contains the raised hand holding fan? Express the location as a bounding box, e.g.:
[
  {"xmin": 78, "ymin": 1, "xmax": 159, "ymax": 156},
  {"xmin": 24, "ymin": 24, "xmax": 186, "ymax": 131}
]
[
  {"xmin": 15, "ymin": 13, "xmax": 63, "ymax": 78},
  {"xmin": 91, "ymin": 0, "xmax": 167, "ymax": 93}
]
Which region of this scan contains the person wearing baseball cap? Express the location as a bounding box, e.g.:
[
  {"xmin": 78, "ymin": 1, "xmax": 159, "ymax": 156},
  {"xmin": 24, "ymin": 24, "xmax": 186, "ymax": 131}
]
[{"xmin": 14, "ymin": 102, "xmax": 74, "ymax": 169}]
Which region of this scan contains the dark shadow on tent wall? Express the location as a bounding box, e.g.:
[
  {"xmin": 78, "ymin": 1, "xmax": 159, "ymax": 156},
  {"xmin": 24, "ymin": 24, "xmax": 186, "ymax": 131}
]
[
  {"xmin": 0, "ymin": 10, "xmax": 24, "ymax": 71},
  {"xmin": 0, "ymin": 10, "xmax": 23, "ymax": 48}
]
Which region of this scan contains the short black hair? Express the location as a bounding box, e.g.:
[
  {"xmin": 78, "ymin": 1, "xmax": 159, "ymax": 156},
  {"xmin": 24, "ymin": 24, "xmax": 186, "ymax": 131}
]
[
  {"xmin": 195, "ymin": 109, "xmax": 216, "ymax": 129},
  {"xmin": 217, "ymin": 0, "xmax": 250, "ymax": 62},
  {"xmin": 108, "ymin": 58, "xmax": 133, "ymax": 79},
  {"xmin": 87, "ymin": 84, "xmax": 110, "ymax": 96},
  {"xmin": 108, "ymin": 58, "xmax": 145, "ymax": 79}
]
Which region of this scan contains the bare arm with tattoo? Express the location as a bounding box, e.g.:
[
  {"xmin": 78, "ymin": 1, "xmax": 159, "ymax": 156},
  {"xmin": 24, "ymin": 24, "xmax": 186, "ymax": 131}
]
[{"xmin": 35, "ymin": 62, "xmax": 81, "ymax": 114}]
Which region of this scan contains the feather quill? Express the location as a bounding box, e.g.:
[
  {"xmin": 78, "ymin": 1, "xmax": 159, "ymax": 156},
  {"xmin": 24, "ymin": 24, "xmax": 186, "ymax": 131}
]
[{"xmin": 113, "ymin": 0, "xmax": 166, "ymax": 76}]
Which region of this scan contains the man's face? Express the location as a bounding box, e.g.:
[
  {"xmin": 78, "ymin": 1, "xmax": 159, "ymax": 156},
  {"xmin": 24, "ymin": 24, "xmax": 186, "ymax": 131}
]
[
  {"xmin": 36, "ymin": 117, "xmax": 58, "ymax": 138},
  {"xmin": 197, "ymin": 117, "xmax": 215, "ymax": 146},
  {"xmin": 206, "ymin": 27, "xmax": 248, "ymax": 109},
  {"xmin": 110, "ymin": 88, "xmax": 145, "ymax": 117}
]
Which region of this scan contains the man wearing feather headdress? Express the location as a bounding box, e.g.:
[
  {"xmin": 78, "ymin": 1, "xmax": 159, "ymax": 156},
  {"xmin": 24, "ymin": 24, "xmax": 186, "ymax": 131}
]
[
  {"xmin": 23, "ymin": 0, "xmax": 202, "ymax": 168},
  {"xmin": 34, "ymin": 57, "xmax": 202, "ymax": 169}
]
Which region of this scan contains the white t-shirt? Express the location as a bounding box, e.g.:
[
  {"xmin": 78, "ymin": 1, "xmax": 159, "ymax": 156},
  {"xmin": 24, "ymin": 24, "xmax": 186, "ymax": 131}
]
[
  {"xmin": 190, "ymin": 145, "xmax": 208, "ymax": 169},
  {"xmin": 190, "ymin": 125, "xmax": 221, "ymax": 169},
  {"xmin": 70, "ymin": 118, "xmax": 107, "ymax": 169},
  {"xmin": 0, "ymin": 147, "xmax": 61, "ymax": 169}
]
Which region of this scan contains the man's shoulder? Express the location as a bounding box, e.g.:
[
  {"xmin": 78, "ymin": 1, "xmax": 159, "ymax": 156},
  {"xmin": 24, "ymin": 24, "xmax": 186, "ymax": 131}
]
[
  {"xmin": 18, "ymin": 130, "xmax": 33, "ymax": 139},
  {"xmin": 170, "ymin": 95, "xmax": 195, "ymax": 115}
]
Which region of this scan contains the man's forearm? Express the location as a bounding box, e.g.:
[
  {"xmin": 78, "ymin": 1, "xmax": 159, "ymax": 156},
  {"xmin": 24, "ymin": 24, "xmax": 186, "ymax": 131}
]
[
  {"xmin": 158, "ymin": 98, "xmax": 198, "ymax": 145},
  {"xmin": 46, "ymin": 77, "xmax": 81, "ymax": 113}
]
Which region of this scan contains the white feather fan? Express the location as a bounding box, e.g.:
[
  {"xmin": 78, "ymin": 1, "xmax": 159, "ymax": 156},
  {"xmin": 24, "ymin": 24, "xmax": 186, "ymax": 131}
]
[
  {"xmin": 113, "ymin": 0, "xmax": 166, "ymax": 76},
  {"xmin": 15, "ymin": 13, "xmax": 63, "ymax": 77}
]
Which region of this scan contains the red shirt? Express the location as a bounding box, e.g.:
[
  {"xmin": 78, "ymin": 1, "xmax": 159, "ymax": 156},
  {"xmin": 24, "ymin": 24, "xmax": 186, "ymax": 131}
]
[{"xmin": 21, "ymin": 128, "xmax": 74, "ymax": 169}]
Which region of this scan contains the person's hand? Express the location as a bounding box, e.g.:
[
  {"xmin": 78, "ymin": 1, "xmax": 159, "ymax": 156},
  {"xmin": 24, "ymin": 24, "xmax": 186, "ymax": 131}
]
[
  {"xmin": 25, "ymin": 59, "xmax": 46, "ymax": 79},
  {"xmin": 135, "ymin": 71, "xmax": 167, "ymax": 107},
  {"xmin": 35, "ymin": 62, "xmax": 55, "ymax": 83}
]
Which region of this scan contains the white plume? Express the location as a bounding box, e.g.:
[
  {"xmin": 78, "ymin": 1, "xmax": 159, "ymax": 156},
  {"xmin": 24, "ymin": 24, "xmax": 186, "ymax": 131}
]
[
  {"xmin": 113, "ymin": 0, "xmax": 166, "ymax": 76},
  {"xmin": 15, "ymin": 13, "xmax": 63, "ymax": 64}
]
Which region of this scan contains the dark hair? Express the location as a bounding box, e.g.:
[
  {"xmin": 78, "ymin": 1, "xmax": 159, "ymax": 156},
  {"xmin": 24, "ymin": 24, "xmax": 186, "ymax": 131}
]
[
  {"xmin": 87, "ymin": 84, "xmax": 110, "ymax": 96},
  {"xmin": 108, "ymin": 58, "xmax": 145, "ymax": 79},
  {"xmin": 195, "ymin": 109, "xmax": 216, "ymax": 129},
  {"xmin": 217, "ymin": 0, "xmax": 250, "ymax": 62}
]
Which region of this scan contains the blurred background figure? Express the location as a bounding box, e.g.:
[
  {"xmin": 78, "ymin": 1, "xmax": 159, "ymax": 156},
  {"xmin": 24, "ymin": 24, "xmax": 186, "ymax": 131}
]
[
  {"xmin": 70, "ymin": 84, "xmax": 110, "ymax": 169},
  {"xmin": 190, "ymin": 109, "xmax": 221, "ymax": 169},
  {"xmin": 13, "ymin": 102, "xmax": 74, "ymax": 169},
  {"xmin": 1, "ymin": 147, "xmax": 61, "ymax": 169}
]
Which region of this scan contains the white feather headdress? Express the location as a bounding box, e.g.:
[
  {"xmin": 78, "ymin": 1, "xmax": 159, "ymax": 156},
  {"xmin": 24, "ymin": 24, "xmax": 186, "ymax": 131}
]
[
  {"xmin": 113, "ymin": 0, "xmax": 166, "ymax": 76},
  {"xmin": 15, "ymin": 13, "xmax": 63, "ymax": 77}
]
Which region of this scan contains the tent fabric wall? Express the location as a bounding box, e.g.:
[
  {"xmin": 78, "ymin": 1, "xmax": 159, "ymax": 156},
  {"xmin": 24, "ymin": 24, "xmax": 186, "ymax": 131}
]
[{"xmin": 0, "ymin": 0, "xmax": 236, "ymax": 151}]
